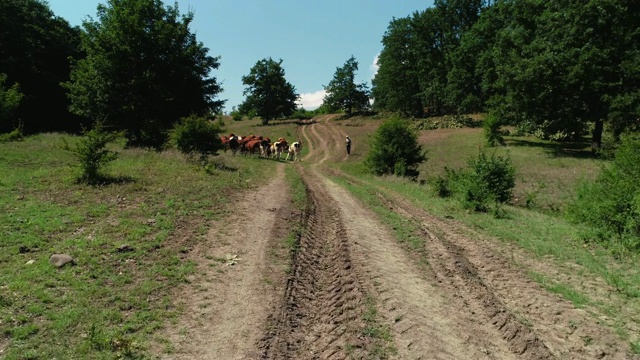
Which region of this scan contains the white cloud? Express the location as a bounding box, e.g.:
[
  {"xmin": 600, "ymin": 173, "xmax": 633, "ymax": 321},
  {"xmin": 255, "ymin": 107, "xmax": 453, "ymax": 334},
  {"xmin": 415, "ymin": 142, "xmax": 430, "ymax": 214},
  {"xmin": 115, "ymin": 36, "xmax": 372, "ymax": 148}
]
[
  {"xmin": 297, "ymin": 90, "xmax": 326, "ymax": 110},
  {"xmin": 369, "ymin": 53, "xmax": 380, "ymax": 80}
]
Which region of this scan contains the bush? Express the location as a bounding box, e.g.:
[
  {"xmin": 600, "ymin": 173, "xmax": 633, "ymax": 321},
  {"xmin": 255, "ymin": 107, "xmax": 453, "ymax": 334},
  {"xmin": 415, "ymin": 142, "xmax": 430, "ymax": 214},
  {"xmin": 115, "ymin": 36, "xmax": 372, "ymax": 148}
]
[
  {"xmin": 364, "ymin": 117, "xmax": 427, "ymax": 178},
  {"xmin": 0, "ymin": 73, "xmax": 24, "ymax": 133},
  {"xmin": 63, "ymin": 123, "xmax": 122, "ymax": 184},
  {"xmin": 567, "ymin": 135, "xmax": 640, "ymax": 251},
  {"xmin": 463, "ymin": 150, "xmax": 516, "ymax": 212},
  {"xmin": 483, "ymin": 113, "xmax": 505, "ymax": 147},
  {"xmin": 434, "ymin": 150, "xmax": 516, "ymax": 213},
  {"xmin": 0, "ymin": 125, "xmax": 24, "ymax": 143},
  {"xmin": 170, "ymin": 114, "xmax": 223, "ymax": 163}
]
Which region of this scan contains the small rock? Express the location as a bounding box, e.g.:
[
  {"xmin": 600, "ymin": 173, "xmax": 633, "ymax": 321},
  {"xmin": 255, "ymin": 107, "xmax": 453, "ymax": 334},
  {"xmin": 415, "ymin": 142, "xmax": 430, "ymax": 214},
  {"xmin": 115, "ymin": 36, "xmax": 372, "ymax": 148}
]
[
  {"xmin": 25, "ymin": 259, "xmax": 35, "ymax": 265},
  {"xmin": 49, "ymin": 254, "xmax": 74, "ymax": 268},
  {"xmin": 116, "ymin": 244, "xmax": 134, "ymax": 253}
]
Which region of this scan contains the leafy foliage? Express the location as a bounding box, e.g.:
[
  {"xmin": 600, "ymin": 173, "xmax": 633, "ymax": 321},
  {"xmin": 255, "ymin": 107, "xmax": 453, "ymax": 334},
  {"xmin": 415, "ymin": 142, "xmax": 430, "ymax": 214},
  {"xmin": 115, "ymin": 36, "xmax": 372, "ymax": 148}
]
[
  {"xmin": 239, "ymin": 58, "xmax": 298, "ymax": 125},
  {"xmin": 567, "ymin": 135, "xmax": 640, "ymax": 251},
  {"xmin": 322, "ymin": 56, "xmax": 370, "ymax": 115},
  {"xmin": 463, "ymin": 150, "xmax": 516, "ymax": 212},
  {"xmin": 0, "ymin": 0, "xmax": 82, "ymax": 133},
  {"xmin": 0, "ymin": 73, "xmax": 24, "ymax": 133},
  {"xmin": 64, "ymin": 0, "xmax": 223, "ymax": 148},
  {"xmin": 372, "ymin": 0, "xmax": 640, "ymax": 146},
  {"xmin": 364, "ymin": 117, "xmax": 426, "ymax": 178},
  {"xmin": 483, "ymin": 113, "xmax": 505, "ymax": 147},
  {"xmin": 63, "ymin": 123, "xmax": 122, "ymax": 184},
  {"xmin": 372, "ymin": 16, "xmax": 423, "ymax": 116},
  {"xmin": 434, "ymin": 150, "xmax": 516, "ymax": 213},
  {"xmin": 0, "ymin": 126, "xmax": 24, "ymax": 143},
  {"xmin": 170, "ymin": 115, "xmax": 223, "ymax": 163}
]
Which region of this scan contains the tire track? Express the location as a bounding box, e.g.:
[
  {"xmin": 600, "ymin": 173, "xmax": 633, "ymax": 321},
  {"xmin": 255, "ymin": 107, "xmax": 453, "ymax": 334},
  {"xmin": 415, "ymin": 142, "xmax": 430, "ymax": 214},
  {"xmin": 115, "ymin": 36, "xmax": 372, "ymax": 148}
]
[
  {"xmin": 259, "ymin": 170, "xmax": 368, "ymax": 359},
  {"xmin": 319, "ymin": 177, "xmax": 517, "ymax": 359}
]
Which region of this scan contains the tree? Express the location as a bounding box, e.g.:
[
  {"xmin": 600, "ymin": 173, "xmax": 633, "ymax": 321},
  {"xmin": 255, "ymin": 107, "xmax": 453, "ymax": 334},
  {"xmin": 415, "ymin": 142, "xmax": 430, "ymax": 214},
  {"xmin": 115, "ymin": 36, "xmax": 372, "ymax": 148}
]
[
  {"xmin": 0, "ymin": 0, "xmax": 82, "ymax": 133},
  {"xmin": 372, "ymin": 16, "xmax": 423, "ymax": 116},
  {"xmin": 322, "ymin": 56, "xmax": 370, "ymax": 115},
  {"xmin": 64, "ymin": 0, "xmax": 224, "ymax": 148},
  {"xmin": 364, "ymin": 117, "xmax": 427, "ymax": 178},
  {"xmin": 240, "ymin": 58, "xmax": 298, "ymax": 125}
]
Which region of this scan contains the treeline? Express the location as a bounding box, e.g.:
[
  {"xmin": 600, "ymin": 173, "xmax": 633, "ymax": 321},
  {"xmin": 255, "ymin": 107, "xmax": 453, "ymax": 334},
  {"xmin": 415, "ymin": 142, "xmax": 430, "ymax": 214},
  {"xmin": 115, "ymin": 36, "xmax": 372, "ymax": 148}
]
[
  {"xmin": 0, "ymin": 0, "xmax": 83, "ymax": 134},
  {"xmin": 1, "ymin": 0, "xmax": 223, "ymax": 148},
  {"xmin": 372, "ymin": 0, "xmax": 640, "ymax": 148}
]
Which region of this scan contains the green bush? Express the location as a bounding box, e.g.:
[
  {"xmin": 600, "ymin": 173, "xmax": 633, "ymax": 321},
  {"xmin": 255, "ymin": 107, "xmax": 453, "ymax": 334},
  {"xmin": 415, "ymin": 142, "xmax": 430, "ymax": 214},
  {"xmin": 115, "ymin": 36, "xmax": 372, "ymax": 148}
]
[
  {"xmin": 63, "ymin": 123, "xmax": 122, "ymax": 184},
  {"xmin": 170, "ymin": 114, "xmax": 223, "ymax": 163},
  {"xmin": 364, "ymin": 117, "xmax": 427, "ymax": 178},
  {"xmin": 463, "ymin": 150, "xmax": 516, "ymax": 212},
  {"xmin": 434, "ymin": 150, "xmax": 516, "ymax": 213},
  {"xmin": 483, "ymin": 113, "xmax": 505, "ymax": 147},
  {"xmin": 567, "ymin": 135, "xmax": 640, "ymax": 251},
  {"xmin": 0, "ymin": 125, "xmax": 24, "ymax": 143},
  {"xmin": 0, "ymin": 73, "xmax": 24, "ymax": 133}
]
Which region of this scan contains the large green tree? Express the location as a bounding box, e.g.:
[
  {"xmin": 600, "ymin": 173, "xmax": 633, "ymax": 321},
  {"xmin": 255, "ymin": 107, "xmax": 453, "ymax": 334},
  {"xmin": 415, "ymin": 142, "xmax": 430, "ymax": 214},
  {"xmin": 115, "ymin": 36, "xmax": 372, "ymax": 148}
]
[
  {"xmin": 0, "ymin": 0, "xmax": 82, "ymax": 133},
  {"xmin": 372, "ymin": 16, "xmax": 423, "ymax": 116},
  {"xmin": 64, "ymin": 0, "xmax": 224, "ymax": 148},
  {"xmin": 240, "ymin": 58, "xmax": 298, "ymax": 125},
  {"xmin": 322, "ymin": 56, "xmax": 370, "ymax": 115}
]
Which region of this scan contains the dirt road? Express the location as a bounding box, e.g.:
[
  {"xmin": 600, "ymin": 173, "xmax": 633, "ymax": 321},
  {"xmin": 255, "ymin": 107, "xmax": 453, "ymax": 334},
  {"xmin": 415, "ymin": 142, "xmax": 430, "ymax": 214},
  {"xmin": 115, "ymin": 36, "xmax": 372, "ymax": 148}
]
[{"xmin": 161, "ymin": 115, "xmax": 635, "ymax": 359}]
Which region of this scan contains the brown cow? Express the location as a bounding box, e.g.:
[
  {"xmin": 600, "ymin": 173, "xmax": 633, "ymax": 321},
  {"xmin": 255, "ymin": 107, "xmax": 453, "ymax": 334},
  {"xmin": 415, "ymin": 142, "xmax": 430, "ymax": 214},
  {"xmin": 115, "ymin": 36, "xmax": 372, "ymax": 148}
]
[{"xmin": 272, "ymin": 140, "xmax": 288, "ymax": 160}]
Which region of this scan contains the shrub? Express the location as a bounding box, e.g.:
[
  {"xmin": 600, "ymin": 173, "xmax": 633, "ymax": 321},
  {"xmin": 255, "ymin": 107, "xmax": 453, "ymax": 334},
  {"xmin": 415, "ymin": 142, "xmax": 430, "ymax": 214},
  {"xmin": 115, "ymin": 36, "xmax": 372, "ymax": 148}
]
[
  {"xmin": 435, "ymin": 150, "xmax": 516, "ymax": 213},
  {"xmin": 364, "ymin": 117, "xmax": 427, "ymax": 179},
  {"xmin": 567, "ymin": 135, "xmax": 640, "ymax": 251},
  {"xmin": 0, "ymin": 125, "xmax": 24, "ymax": 143},
  {"xmin": 483, "ymin": 113, "xmax": 505, "ymax": 147},
  {"xmin": 463, "ymin": 150, "xmax": 516, "ymax": 212},
  {"xmin": 63, "ymin": 123, "xmax": 122, "ymax": 184},
  {"xmin": 0, "ymin": 73, "xmax": 24, "ymax": 133},
  {"xmin": 170, "ymin": 114, "xmax": 223, "ymax": 163}
]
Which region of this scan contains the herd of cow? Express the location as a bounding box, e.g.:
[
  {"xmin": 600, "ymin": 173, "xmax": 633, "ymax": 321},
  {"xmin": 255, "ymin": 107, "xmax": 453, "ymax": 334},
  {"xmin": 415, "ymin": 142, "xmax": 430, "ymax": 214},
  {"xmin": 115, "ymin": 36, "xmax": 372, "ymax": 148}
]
[{"xmin": 219, "ymin": 134, "xmax": 302, "ymax": 161}]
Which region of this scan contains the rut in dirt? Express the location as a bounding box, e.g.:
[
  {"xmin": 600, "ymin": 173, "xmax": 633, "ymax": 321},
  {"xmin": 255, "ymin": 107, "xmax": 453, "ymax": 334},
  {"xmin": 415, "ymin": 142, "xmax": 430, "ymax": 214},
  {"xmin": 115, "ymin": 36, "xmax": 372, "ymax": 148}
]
[{"xmin": 259, "ymin": 171, "xmax": 369, "ymax": 359}]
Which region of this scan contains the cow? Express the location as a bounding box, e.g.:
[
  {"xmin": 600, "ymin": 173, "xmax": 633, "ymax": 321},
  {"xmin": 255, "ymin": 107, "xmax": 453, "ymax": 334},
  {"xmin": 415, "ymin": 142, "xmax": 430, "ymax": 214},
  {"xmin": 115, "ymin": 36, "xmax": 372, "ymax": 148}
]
[
  {"xmin": 228, "ymin": 135, "xmax": 239, "ymax": 154},
  {"xmin": 245, "ymin": 139, "xmax": 263, "ymax": 156},
  {"xmin": 271, "ymin": 140, "xmax": 288, "ymax": 160},
  {"xmin": 259, "ymin": 138, "xmax": 272, "ymax": 158},
  {"xmin": 285, "ymin": 141, "xmax": 302, "ymax": 161}
]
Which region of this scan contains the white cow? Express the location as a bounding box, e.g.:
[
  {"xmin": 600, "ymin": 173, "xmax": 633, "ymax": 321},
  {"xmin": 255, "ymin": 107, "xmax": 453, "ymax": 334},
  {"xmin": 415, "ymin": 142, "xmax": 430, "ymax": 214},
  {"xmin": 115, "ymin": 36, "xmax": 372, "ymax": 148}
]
[{"xmin": 285, "ymin": 142, "xmax": 302, "ymax": 161}]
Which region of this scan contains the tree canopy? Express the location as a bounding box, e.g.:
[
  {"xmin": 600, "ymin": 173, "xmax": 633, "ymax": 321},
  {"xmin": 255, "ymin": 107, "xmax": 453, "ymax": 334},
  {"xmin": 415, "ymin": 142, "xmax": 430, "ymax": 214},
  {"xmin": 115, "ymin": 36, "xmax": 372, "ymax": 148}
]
[
  {"xmin": 239, "ymin": 58, "xmax": 299, "ymax": 125},
  {"xmin": 322, "ymin": 56, "xmax": 370, "ymax": 115},
  {"xmin": 372, "ymin": 0, "xmax": 640, "ymax": 147},
  {"xmin": 64, "ymin": 0, "xmax": 224, "ymax": 148},
  {"xmin": 0, "ymin": 0, "xmax": 82, "ymax": 133}
]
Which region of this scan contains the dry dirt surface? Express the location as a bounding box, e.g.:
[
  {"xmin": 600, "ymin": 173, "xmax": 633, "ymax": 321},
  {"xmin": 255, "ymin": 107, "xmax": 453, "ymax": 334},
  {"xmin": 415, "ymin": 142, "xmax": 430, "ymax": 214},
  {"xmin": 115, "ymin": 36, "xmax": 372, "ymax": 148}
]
[{"xmin": 160, "ymin": 115, "xmax": 637, "ymax": 359}]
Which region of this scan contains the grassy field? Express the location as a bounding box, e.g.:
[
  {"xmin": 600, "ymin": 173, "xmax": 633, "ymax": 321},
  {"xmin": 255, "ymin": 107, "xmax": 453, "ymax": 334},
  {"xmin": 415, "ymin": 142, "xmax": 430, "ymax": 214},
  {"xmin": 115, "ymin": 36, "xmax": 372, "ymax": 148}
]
[
  {"xmin": 330, "ymin": 114, "xmax": 639, "ymax": 351},
  {"xmin": 0, "ymin": 125, "xmax": 297, "ymax": 358},
  {"xmin": 1, "ymin": 115, "xmax": 638, "ymax": 357}
]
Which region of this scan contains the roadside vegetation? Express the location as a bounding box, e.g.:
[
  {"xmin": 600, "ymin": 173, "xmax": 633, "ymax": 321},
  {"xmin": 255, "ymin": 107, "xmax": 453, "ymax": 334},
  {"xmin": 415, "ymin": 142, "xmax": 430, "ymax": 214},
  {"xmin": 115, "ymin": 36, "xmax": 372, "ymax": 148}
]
[
  {"xmin": 1, "ymin": 0, "xmax": 638, "ymax": 356},
  {"xmin": 333, "ymin": 114, "xmax": 640, "ymax": 353},
  {"xmin": 0, "ymin": 128, "xmax": 291, "ymax": 358}
]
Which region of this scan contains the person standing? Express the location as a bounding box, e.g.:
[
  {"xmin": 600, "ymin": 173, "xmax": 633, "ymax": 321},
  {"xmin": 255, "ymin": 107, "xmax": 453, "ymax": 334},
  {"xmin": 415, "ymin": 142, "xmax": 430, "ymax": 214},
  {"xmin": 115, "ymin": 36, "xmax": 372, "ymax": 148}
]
[{"xmin": 345, "ymin": 135, "xmax": 352, "ymax": 155}]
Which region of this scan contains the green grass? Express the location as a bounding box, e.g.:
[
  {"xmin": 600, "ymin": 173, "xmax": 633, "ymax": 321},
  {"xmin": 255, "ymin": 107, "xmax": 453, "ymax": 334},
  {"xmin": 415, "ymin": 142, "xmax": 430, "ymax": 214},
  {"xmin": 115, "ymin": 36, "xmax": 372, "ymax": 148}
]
[
  {"xmin": 329, "ymin": 115, "xmax": 639, "ymax": 350},
  {"xmin": 360, "ymin": 295, "xmax": 396, "ymax": 359},
  {"xmin": 0, "ymin": 131, "xmax": 288, "ymax": 358}
]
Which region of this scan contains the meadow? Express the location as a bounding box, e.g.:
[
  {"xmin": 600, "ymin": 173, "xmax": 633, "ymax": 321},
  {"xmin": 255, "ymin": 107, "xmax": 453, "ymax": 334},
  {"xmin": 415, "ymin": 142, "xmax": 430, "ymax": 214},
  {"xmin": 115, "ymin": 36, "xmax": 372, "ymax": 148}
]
[{"xmin": 1, "ymin": 114, "xmax": 638, "ymax": 357}]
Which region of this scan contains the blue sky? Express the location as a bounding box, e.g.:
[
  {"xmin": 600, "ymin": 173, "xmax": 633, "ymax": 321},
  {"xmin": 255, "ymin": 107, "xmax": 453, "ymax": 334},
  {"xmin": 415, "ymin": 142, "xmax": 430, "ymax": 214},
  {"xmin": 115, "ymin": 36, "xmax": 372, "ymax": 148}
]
[{"xmin": 47, "ymin": 0, "xmax": 434, "ymax": 111}]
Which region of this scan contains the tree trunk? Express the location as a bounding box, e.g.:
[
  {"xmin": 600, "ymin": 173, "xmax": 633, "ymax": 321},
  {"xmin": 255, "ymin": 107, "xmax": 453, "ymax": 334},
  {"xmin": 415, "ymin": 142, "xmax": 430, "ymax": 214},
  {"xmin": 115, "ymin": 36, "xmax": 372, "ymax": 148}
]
[{"xmin": 591, "ymin": 119, "xmax": 603, "ymax": 152}]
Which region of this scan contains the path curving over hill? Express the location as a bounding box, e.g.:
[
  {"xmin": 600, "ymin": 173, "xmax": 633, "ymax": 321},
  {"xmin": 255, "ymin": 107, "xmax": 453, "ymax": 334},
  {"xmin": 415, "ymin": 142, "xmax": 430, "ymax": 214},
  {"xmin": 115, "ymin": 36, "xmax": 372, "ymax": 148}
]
[{"xmin": 160, "ymin": 115, "xmax": 636, "ymax": 359}]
